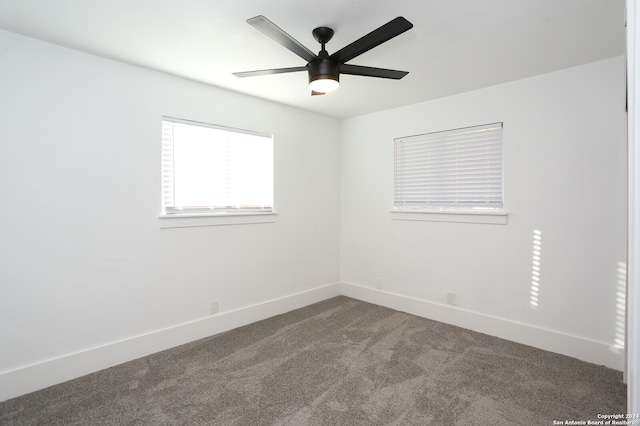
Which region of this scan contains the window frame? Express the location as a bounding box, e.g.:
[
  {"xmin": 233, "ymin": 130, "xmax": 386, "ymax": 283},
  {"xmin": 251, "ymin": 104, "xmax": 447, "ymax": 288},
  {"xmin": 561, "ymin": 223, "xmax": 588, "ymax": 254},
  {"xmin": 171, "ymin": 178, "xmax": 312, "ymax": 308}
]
[
  {"xmin": 159, "ymin": 116, "xmax": 276, "ymax": 228},
  {"xmin": 392, "ymin": 122, "xmax": 507, "ymax": 225}
]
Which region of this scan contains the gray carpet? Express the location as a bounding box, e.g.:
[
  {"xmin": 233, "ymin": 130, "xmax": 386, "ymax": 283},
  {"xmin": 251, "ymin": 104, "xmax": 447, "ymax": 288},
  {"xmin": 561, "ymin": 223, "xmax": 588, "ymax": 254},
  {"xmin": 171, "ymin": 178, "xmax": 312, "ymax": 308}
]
[{"xmin": 0, "ymin": 296, "xmax": 626, "ymax": 425}]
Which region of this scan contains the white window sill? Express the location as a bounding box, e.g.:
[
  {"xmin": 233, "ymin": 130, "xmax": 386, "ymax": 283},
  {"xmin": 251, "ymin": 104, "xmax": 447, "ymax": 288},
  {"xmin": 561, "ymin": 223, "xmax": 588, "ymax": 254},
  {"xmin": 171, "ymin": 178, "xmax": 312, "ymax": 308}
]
[
  {"xmin": 391, "ymin": 209, "xmax": 508, "ymax": 225},
  {"xmin": 159, "ymin": 212, "xmax": 277, "ymax": 228}
]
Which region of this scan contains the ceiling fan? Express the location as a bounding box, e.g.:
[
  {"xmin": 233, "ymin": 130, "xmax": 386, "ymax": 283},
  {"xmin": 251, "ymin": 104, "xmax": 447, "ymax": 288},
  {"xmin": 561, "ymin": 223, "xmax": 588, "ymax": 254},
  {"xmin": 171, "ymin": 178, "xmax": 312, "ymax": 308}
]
[{"xmin": 233, "ymin": 15, "xmax": 414, "ymax": 95}]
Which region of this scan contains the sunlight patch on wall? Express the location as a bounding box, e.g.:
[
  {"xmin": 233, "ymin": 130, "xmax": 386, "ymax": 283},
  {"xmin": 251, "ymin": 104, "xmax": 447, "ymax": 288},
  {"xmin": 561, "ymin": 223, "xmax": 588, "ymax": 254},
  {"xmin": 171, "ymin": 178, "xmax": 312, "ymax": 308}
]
[
  {"xmin": 611, "ymin": 261, "xmax": 626, "ymax": 353},
  {"xmin": 530, "ymin": 230, "xmax": 543, "ymax": 310}
]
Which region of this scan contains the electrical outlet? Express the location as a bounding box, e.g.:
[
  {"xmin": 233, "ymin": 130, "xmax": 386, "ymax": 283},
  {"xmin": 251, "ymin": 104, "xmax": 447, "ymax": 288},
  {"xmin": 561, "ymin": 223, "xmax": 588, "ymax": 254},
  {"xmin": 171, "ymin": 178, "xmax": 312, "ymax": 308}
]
[
  {"xmin": 376, "ymin": 278, "xmax": 384, "ymax": 289},
  {"xmin": 447, "ymin": 293, "xmax": 456, "ymax": 306},
  {"xmin": 211, "ymin": 299, "xmax": 219, "ymax": 314}
]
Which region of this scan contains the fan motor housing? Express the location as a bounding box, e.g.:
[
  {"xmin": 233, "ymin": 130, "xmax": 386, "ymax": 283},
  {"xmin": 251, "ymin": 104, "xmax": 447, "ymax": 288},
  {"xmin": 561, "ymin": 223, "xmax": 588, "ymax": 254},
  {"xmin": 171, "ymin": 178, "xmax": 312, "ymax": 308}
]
[{"xmin": 308, "ymin": 58, "xmax": 340, "ymax": 84}]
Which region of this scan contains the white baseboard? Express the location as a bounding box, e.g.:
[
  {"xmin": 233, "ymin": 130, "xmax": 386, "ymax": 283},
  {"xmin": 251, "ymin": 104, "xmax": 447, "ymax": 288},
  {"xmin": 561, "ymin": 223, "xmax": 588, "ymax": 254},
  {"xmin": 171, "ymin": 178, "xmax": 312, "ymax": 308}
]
[
  {"xmin": 1, "ymin": 281, "xmax": 623, "ymax": 402},
  {"xmin": 340, "ymin": 282, "xmax": 624, "ymax": 371},
  {"xmin": 0, "ymin": 283, "xmax": 341, "ymax": 402}
]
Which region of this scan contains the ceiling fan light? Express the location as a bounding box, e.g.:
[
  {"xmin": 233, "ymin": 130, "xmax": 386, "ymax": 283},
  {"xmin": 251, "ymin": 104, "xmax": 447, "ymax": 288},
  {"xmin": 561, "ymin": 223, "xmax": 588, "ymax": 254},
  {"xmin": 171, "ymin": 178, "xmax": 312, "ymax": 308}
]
[
  {"xmin": 309, "ymin": 77, "xmax": 340, "ymax": 93},
  {"xmin": 308, "ymin": 58, "xmax": 340, "ymax": 93}
]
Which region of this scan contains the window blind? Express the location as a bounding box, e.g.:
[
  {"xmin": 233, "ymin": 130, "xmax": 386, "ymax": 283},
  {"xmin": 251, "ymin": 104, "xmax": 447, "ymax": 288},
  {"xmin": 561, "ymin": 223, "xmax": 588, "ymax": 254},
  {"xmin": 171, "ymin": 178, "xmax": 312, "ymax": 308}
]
[
  {"xmin": 161, "ymin": 117, "xmax": 273, "ymax": 215},
  {"xmin": 394, "ymin": 122, "xmax": 503, "ymax": 209}
]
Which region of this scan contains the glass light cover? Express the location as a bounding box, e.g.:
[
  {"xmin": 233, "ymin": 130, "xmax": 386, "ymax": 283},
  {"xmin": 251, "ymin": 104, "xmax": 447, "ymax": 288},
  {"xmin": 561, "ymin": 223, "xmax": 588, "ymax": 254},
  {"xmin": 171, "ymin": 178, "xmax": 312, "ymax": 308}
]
[{"xmin": 309, "ymin": 78, "xmax": 340, "ymax": 93}]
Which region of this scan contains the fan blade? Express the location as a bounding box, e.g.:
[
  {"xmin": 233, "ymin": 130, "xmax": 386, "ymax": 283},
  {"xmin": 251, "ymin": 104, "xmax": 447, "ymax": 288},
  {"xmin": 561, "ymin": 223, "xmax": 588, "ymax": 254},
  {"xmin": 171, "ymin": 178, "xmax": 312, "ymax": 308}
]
[
  {"xmin": 340, "ymin": 64, "xmax": 408, "ymax": 79},
  {"xmin": 329, "ymin": 17, "xmax": 413, "ymax": 64},
  {"xmin": 247, "ymin": 15, "xmax": 317, "ymax": 63},
  {"xmin": 233, "ymin": 66, "xmax": 308, "ymax": 78},
  {"xmin": 311, "ymin": 91, "xmax": 325, "ymax": 96}
]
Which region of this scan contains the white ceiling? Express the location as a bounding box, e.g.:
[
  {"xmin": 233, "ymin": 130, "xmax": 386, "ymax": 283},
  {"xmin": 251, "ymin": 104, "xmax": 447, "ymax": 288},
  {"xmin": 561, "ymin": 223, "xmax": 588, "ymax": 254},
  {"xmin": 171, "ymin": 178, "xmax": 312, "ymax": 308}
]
[{"xmin": 0, "ymin": 0, "xmax": 626, "ymax": 119}]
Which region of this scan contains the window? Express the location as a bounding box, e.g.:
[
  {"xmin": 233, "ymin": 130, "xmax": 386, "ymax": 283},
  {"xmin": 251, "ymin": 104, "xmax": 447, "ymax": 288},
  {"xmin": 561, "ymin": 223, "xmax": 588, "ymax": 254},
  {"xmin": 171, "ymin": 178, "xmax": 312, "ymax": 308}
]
[
  {"xmin": 161, "ymin": 117, "xmax": 273, "ymax": 217},
  {"xmin": 394, "ymin": 122, "xmax": 503, "ymax": 211}
]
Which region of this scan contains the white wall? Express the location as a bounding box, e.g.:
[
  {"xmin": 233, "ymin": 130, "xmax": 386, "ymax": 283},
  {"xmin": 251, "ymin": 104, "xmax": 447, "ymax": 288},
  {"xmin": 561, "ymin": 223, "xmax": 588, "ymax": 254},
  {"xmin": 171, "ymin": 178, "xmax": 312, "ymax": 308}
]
[
  {"xmin": 0, "ymin": 30, "xmax": 341, "ymax": 399},
  {"xmin": 627, "ymin": 0, "xmax": 640, "ymax": 412},
  {"xmin": 0, "ymin": 26, "xmax": 627, "ymax": 401},
  {"xmin": 340, "ymin": 56, "xmax": 627, "ymax": 369}
]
